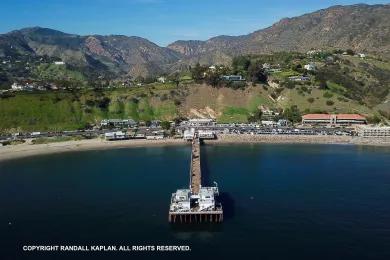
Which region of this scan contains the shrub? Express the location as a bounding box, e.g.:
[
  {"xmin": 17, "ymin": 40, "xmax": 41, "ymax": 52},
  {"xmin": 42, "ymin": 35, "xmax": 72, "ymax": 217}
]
[
  {"xmin": 307, "ymin": 97, "xmax": 315, "ymax": 103},
  {"xmin": 160, "ymin": 94, "xmax": 168, "ymax": 101},
  {"xmin": 326, "ymin": 100, "xmax": 334, "ymax": 106},
  {"xmin": 161, "ymin": 121, "xmax": 171, "ymax": 130},
  {"xmin": 323, "ymin": 92, "xmax": 334, "ymax": 98}
]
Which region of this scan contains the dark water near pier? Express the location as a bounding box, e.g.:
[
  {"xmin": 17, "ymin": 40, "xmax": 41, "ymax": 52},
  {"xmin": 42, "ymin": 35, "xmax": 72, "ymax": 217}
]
[{"xmin": 1, "ymin": 144, "xmax": 390, "ymax": 260}]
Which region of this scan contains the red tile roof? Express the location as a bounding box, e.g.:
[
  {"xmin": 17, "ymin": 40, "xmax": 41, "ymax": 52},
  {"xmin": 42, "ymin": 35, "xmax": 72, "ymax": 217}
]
[
  {"xmin": 336, "ymin": 114, "xmax": 366, "ymax": 120},
  {"xmin": 302, "ymin": 114, "xmax": 331, "ymax": 120},
  {"xmin": 302, "ymin": 114, "xmax": 366, "ymax": 121}
]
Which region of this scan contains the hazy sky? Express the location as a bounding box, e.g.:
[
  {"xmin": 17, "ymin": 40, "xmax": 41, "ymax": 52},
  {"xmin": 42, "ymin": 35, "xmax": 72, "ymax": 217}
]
[{"xmin": 0, "ymin": 0, "xmax": 388, "ymax": 46}]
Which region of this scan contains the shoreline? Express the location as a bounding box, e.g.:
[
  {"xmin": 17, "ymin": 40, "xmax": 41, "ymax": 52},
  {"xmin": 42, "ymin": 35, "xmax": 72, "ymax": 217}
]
[
  {"xmin": 1, "ymin": 135, "xmax": 389, "ymax": 162},
  {"xmin": 204, "ymin": 134, "xmax": 390, "ymax": 146},
  {"xmin": 0, "ymin": 138, "xmax": 186, "ymax": 162}
]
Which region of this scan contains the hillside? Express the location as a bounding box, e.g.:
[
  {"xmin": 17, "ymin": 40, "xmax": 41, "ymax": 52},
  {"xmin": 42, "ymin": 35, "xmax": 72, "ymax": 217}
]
[
  {"xmin": 168, "ymin": 4, "xmax": 390, "ymax": 65},
  {"xmin": 0, "ymin": 3, "xmax": 389, "ymax": 131},
  {"xmin": 0, "ymin": 4, "xmax": 389, "ymax": 80},
  {"xmin": 0, "ymin": 27, "xmax": 181, "ymax": 79}
]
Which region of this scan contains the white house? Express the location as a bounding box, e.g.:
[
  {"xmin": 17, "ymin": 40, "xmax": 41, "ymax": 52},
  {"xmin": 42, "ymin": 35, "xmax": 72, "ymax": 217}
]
[
  {"xmin": 11, "ymin": 83, "xmax": 23, "ymax": 91},
  {"xmin": 54, "ymin": 61, "xmax": 65, "ymax": 65},
  {"xmin": 357, "ymin": 53, "xmax": 366, "ymax": 58},
  {"xmin": 304, "ymin": 63, "xmax": 316, "ymax": 71},
  {"xmin": 262, "ymin": 63, "xmax": 271, "ymax": 69},
  {"xmin": 221, "ymin": 75, "xmax": 245, "ymax": 81},
  {"xmin": 157, "ymin": 76, "xmax": 166, "ymax": 83}
]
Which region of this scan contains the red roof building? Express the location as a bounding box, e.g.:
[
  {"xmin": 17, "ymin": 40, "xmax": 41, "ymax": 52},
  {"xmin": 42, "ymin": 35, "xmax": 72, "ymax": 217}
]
[{"xmin": 302, "ymin": 114, "xmax": 366, "ymax": 125}]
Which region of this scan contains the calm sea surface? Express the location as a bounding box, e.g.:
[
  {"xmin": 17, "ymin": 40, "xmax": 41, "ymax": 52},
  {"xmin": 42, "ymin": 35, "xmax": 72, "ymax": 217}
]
[{"xmin": 1, "ymin": 144, "xmax": 390, "ymax": 260}]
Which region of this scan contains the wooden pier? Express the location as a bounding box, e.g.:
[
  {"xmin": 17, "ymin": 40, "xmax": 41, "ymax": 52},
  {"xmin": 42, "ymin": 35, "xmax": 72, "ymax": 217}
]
[
  {"xmin": 169, "ymin": 134, "xmax": 223, "ymax": 223},
  {"xmin": 190, "ymin": 137, "xmax": 201, "ymax": 194},
  {"xmin": 168, "ymin": 210, "xmax": 223, "ymax": 223}
]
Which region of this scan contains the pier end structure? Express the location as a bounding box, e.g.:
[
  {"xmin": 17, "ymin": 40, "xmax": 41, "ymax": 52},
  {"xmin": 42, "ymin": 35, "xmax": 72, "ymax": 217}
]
[{"xmin": 169, "ymin": 134, "xmax": 223, "ymax": 223}]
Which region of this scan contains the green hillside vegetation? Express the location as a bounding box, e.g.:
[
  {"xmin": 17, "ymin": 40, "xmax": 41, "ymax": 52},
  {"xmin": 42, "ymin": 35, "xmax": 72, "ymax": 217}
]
[
  {"xmin": 1, "ymin": 52, "xmax": 389, "ymax": 132},
  {"xmin": 33, "ymin": 63, "xmax": 86, "ymax": 83},
  {"xmin": 0, "ymin": 83, "xmax": 181, "ymax": 132}
]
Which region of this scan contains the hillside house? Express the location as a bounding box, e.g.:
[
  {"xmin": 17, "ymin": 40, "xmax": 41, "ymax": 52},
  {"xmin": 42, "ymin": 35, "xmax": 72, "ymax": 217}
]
[
  {"xmin": 221, "ymin": 75, "xmax": 245, "ymax": 81},
  {"xmin": 304, "ymin": 63, "xmax": 316, "ymax": 71},
  {"xmin": 157, "ymin": 76, "xmax": 166, "ymax": 83}
]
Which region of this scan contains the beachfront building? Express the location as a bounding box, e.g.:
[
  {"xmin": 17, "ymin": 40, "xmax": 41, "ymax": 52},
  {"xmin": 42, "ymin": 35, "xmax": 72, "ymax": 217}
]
[
  {"xmin": 187, "ymin": 118, "xmax": 216, "ymax": 127},
  {"xmin": 104, "ymin": 131, "xmax": 128, "ymax": 141},
  {"xmin": 358, "ymin": 126, "xmax": 390, "ymax": 137},
  {"xmin": 277, "ymin": 119, "xmax": 290, "ymax": 127},
  {"xmin": 184, "ymin": 128, "xmax": 195, "ymax": 141},
  {"xmin": 169, "ymin": 189, "xmax": 191, "ymax": 212},
  {"xmin": 261, "ymin": 120, "xmax": 277, "ymax": 127},
  {"xmin": 198, "ymin": 130, "xmax": 215, "ymax": 139},
  {"xmin": 146, "ymin": 135, "xmax": 164, "ymax": 140},
  {"xmin": 302, "ymin": 114, "xmax": 367, "ymax": 126},
  {"xmin": 198, "ymin": 187, "xmax": 218, "ymax": 211}
]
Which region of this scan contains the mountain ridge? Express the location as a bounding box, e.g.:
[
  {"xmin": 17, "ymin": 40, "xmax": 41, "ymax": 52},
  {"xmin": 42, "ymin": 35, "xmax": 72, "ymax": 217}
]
[
  {"xmin": 0, "ymin": 3, "xmax": 389, "ymax": 77},
  {"xmin": 167, "ymin": 3, "xmax": 390, "ymax": 65}
]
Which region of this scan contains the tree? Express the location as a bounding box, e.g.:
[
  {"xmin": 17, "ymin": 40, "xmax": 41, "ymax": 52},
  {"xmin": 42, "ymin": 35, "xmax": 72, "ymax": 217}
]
[
  {"xmin": 168, "ymin": 72, "xmax": 180, "ymax": 87},
  {"xmin": 282, "ymin": 105, "xmax": 301, "ymax": 123},
  {"xmin": 161, "ymin": 121, "xmax": 171, "ymax": 130},
  {"xmin": 319, "ymin": 81, "xmax": 328, "ymax": 90},
  {"xmin": 346, "ymin": 49, "xmax": 355, "ymax": 56},
  {"xmin": 282, "ymin": 80, "xmax": 296, "ymax": 89},
  {"xmin": 326, "ymin": 100, "xmax": 334, "ymax": 106},
  {"xmin": 247, "ymin": 63, "xmax": 267, "ymax": 83},
  {"xmin": 205, "ymin": 72, "xmax": 221, "ymax": 87},
  {"xmin": 232, "ymin": 56, "xmax": 251, "ymax": 72},
  {"xmin": 191, "ymin": 63, "xmax": 207, "ymax": 82},
  {"xmin": 248, "ymin": 110, "xmax": 263, "ymax": 122},
  {"xmin": 135, "ymin": 76, "xmax": 145, "ymax": 83}
]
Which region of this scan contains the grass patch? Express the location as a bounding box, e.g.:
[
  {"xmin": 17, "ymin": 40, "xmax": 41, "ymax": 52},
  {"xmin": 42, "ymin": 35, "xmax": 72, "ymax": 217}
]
[
  {"xmin": 247, "ymin": 93, "xmax": 274, "ymax": 112},
  {"xmin": 323, "ymin": 92, "xmax": 334, "ymax": 98},
  {"xmin": 218, "ymin": 106, "xmax": 249, "ymax": 123},
  {"xmin": 271, "ymin": 70, "xmax": 299, "ymax": 80},
  {"xmin": 153, "ymin": 101, "xmax": 177, "ymax": 120},
  {"xmin": 326, "ymin": 81, "xmax": 347, "ymax": 94}
]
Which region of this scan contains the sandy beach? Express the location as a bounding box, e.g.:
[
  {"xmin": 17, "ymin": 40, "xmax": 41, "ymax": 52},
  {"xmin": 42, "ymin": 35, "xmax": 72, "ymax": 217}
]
[
  {"xmin": 0, "ymin": 138, "xmax": 186, "ymax": 162},
  {"xmin": 0, "ymin": 135, "xmax": 389, "ymax": 162}
]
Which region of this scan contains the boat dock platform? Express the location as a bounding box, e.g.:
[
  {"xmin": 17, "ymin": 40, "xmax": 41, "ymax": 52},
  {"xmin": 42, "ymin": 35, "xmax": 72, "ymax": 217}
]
[{"xmin": 168, "ymin": 133, "xmax": 223, "ymax": 223}]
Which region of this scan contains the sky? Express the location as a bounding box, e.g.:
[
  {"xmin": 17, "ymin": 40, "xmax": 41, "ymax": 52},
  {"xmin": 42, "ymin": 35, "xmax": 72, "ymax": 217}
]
[{"xmin": 0, "ymin": 0, "xmax": 388, "ymax": 46}]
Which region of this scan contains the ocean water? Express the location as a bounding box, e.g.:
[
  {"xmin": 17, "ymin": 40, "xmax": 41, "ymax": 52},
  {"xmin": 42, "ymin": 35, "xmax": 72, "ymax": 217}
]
[{"xmin": 1, "ymin": 144, "xmax": 390, "ymax": 260}]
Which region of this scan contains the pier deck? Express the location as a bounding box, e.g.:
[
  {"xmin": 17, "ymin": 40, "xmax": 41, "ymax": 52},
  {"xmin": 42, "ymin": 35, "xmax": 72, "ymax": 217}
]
[
  {"xmin": 190, "ymin": 137, "xmax": 201, "ymax": 194},
  {"xmin": 169, "ymin": 133, "xmax": 223, "ymax": 223}
]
